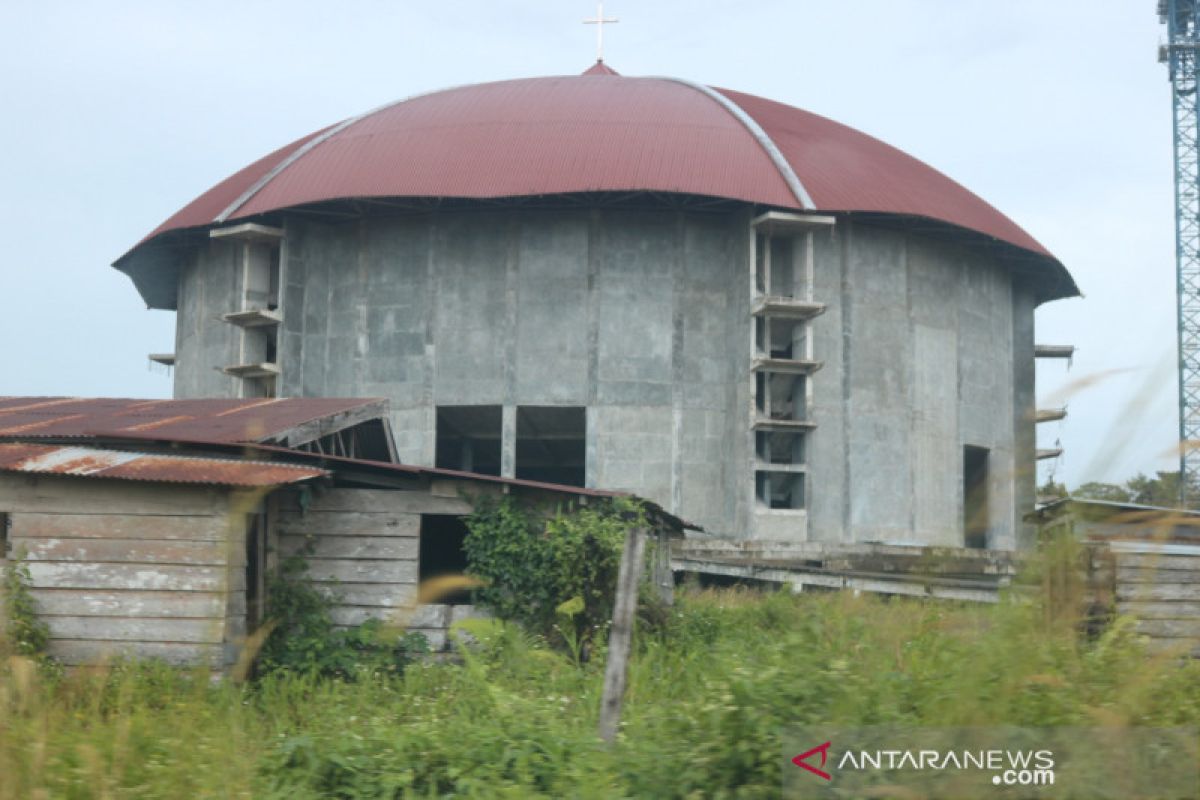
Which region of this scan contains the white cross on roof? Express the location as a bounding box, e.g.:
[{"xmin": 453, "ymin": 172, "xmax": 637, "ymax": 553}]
[{"xmin": 583, "ymin": 1, "xmax": 619, "ymax": 63}]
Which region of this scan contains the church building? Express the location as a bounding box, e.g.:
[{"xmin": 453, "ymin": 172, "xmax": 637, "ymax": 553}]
[{"xmin": 114, "ymin": 63, "xmax": 1078, "ymax": 548}]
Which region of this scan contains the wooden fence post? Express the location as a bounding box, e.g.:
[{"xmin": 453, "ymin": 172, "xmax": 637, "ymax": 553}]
[
  {"xmin": 653, "ymin": 528, "xmax": 674, "ymax": 606},
  {"xmin": 598, "ymin": 525, "xmax": 647, "ymax": 743}
]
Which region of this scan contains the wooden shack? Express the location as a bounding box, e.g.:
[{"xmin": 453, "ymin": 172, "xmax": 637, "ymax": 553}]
[
  {"xmin": 1034, "ymin": 498, "xmax": 1200, "ymax": 657},
  {"xmin": 0, "ymin": 396, "xmax": 687, "ymax": 670},
  {"xmin": 0, "ymin": 443, "xmax": 326, "ymax": 668}
]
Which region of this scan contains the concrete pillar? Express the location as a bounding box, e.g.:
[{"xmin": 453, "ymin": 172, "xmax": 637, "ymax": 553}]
[{"xmin": 501, "ymin": 405, "xmax": 517, "ymax": 479}]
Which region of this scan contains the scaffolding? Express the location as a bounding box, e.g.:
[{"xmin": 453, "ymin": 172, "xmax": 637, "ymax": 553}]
[{"xmin": 1159, "ymin": 0, "xmax": 1200, "ymax": 504}]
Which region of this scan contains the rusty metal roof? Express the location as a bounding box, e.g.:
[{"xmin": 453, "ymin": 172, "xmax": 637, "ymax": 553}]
[
  {"xmin": 0, "ymin": 397, "xmax": 384, "ymax": 443},
  {"xmin": 116, "ymin": 72, "xmax": 1073, "ymax": 299},
  {"xmin": 0, "ymin": 443, "xmax": 327, "ymax": 487},
  {"xmin": 77, "ymin": 431, "xmax": 700, "ymax": 531}
]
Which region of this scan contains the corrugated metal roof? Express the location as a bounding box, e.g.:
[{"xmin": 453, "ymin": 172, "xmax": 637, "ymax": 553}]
[
  {"xmin": 142, "ymin": 127, "xmax": 331, "ymax": 245},
  {"xmin": 0, "ymin": 443, "xmax": 327, "ymax": 487},
  {"xmin": 0, "ymin": 397, "xmax": 384, "ymax": 443},
  {"xmin": 84, "ymin": 432, "xmax": 700, "ymax": 531},
  {"xmin": 716, "ymin": 88, "xmax": 1051, "ymax": 258},
  {"xmin": 116, "ymin": 72, "xmax": 1072, "ymax": 292},
  {"xmin": 232, "ymin": 76, "xmax": 798, "ymax": 218}
]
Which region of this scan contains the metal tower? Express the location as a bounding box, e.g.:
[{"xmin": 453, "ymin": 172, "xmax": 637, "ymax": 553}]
[{"xmin": 1160, "ymin": 0, "xmax": 1200, "ymax": 505}]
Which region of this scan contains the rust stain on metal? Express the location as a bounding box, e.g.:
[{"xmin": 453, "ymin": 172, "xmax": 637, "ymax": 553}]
[
  {"xmin": 213, "ymin": 398, "xmax": 281, "ymax": 416},
  {"xmin": 0, "ymin": 443, "xmax": 326, "ymax": 487},
  {"xmin": 0, "ymin": 398, "xmax": 82, "ymax": 415},
  {"xmin": 0, "ymin": 414, "xmax": 87, "ymax": 434},
  {"xmin": 0, "ymin": 397, "xmax": 383, "ymax": 444},
  {"xmin": 0, "ymin": 443, "xmax": 54, "ymax": 467},
  {"xmin": 121, "ymin": 414, "xmax": 196, "ymax": 432}
]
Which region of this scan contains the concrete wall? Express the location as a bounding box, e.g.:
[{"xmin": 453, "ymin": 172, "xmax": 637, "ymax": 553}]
[
  {"xmin": 175, "ymin": 240, "xmax": 245, "ymax": 398},
  {"xmin": 173, "ymin": 205, "xmax": 1037, "ymax": 548},
  {"xmin": 271, "ymin": 208, "xmax": 749, "ymax": 537},
  {"xmin": 806, "ymin": 222, "xmax": 1030, "ymax": 548}
]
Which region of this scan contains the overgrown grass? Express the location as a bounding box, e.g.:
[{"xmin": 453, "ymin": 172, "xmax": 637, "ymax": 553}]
[{"xmin": 2, "ymin": 587, "xmax": 1198, "ymax": 798}]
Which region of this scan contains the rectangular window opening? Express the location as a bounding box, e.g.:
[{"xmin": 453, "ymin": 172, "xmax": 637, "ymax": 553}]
[
  {"xmin": 516, "ymin": 406, "xmax": 586, "ymax": 487},
  {"xmin": 436, "ymin": 405, "xmax": 502, "ymax": 476},
  {"xmin": 755, "ymin": 233, "xmax": 768, "ymax": 294},
  {"xmin": 245, "ymin": 242, "xmax": 281, "ymax": 311},
  {"xmin": 757, "ymin": 372, "xmax": 806, "ymax": 421},
  {"xmin": 769, "ymin": 237, "xmax": 795, "ymax": 297},
  {"xmin": 267, "ymin": 245, "xmax": 281, "ymax": 310},
  {"xmin": 240, "ymin": 327, "xmax": 278, "ymax": 365},
  {"xmin": 242, "ymin": 376, "xmax": 276, "ymax": 399},
  {"xmin": 756, "ymin": 471, "xmax": 805, "ymax": 510},
  {"xmin": 755, "ymin": 317, "xmax": 806, "ymax": 361},
  {"xmin": 777, "ymin": 318, "xmax": 806, "ymax": 360},
  {"xmin": 964, "ymin": 445, "xmax": 990, "ymax": 549},
  {"xmin": 0, "ymin": 513, "xmax": 9, "ymax": 562},
  {"xmin": 757, "ymin": 431, "xmax": 805, "ymax": 466},
  {"xmin": 420, "ymin": 515, "xmax": 473, "ymax": 605}
]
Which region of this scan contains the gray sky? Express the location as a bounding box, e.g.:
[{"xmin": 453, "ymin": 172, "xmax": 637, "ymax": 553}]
[{"xmin": 0, "ymin": 1, "xmax": 1177, "ymax": 489}]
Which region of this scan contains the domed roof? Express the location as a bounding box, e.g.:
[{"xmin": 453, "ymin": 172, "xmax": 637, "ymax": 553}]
[{"xmin": 119, "ymin": 68, "xmax": 1076, "ymax": 301}]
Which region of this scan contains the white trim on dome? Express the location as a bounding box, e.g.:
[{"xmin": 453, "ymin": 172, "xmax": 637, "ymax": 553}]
[
  {"xmin": 217, "ymin": 75, "xmax": 817, "ymax": 224},
  {"xmin": 214, "ymin": 83, "xmax": 477, "ymax": 224},
  {"xmin": 653, "ymin": 77, "xmax": 816, "ymax": 211}
]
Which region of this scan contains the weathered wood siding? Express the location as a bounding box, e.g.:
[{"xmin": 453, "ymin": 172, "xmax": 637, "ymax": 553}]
[
  {"xmin": 1108, "ymin": 541, "xmax": 1200, "ymax": 656},
  {"xmin": 0, "ymin": 473, "xmax": 249, "ymax": 667},
  {"xmin": 277, "ymin": 488, "xmax": 448, "ymax": 643}
]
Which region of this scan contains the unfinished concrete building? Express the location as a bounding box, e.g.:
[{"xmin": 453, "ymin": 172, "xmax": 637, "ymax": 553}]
[{"xmin": 114, "ymin": 65, "xmax": 1079, "ymax": 549}]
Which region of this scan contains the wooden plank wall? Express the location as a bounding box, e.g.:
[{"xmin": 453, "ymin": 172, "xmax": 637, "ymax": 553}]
[
  {"xmin": 0, "ymin": 474, "xmax": 242, "ymax": 667},
  {"xmin": 276, "ymin": 487, "xmax": 472, "ymax": 649},
  {"xmin": 1107, "ymin": 542, "xmax": 1200, "ymax": 657}
]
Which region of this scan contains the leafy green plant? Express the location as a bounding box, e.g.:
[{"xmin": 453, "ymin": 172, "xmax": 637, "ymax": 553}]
[
  {"xmin": 2, "ymin": 585, "xmax": 1199, "ymax": 797},
  {"xmin": 553, "ymin": 596, "xmax": 586, "ymax": 665},
  {"xmin": 1, "ymin": 550, "xmax": 49, "ymax": 658},
  {"xmin": 463, "ymin": 496, "xmax": 646, "ymax": 655},
  {"xmin": 255, "ymin": 555, "xmax": 427, "ymax": 679}
]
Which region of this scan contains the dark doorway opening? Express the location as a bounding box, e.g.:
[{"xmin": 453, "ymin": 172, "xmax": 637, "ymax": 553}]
[
  {"xmin": 245, "ymin": 513, "xmax": 266, "ymax": 630},
  {"xmin": 420, "ymin": 515, "xmax": 472, "ymax": 604},
  {"xmin": 516, "ymin": 406, "xmax": 586, "ymax": 486},
  {"xmin": 963, "ymin": 445, "xmax": 990, "ymax": 549},
  {"xmin": 436, "ymin": 405, "xmax": 502, "ymax": 476}
]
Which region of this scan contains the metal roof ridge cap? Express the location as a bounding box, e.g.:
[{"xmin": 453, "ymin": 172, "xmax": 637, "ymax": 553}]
[
  {"xmin": 651, "ymin": 77, "xmax": 815, "ymax": 211},
  {"xmin": 214, "ymin": 81, "xmax": 484, "ymax": 224}
]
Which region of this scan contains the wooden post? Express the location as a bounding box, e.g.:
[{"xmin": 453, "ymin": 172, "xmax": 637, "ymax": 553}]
[
  {"xmin": 653, "ymin": 528, "xmax": 675, "ymax": 606},
  {"xmin": 598, "ymin": 525, "xmax": 646, "ymax": 743}
]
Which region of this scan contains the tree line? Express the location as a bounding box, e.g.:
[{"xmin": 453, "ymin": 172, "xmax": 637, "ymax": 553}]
[{"xmin": 1039, "ymin": 470, "xmax": 1200, "ymax": 509}]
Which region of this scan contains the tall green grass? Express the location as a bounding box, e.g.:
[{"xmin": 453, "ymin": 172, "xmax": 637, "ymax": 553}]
[{"xmin": 2, "ymin": 587, "xmax": 1198, "ymax": 798}]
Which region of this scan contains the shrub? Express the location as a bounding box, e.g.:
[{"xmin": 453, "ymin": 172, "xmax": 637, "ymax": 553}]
[
  {"xmin": 1, "ymin": 550, "xmax": 49, "ymax": 658},
  {"xmin": 255, "ymin": 555, "xmax": 428, "ymax": 679},
  {"xmin": 2, "ymin": 585, "xmax": 1200, "ymax": 797},
  {"xmin": 463, "ymin": 496, "xmax": 647, "ymax": 654}
]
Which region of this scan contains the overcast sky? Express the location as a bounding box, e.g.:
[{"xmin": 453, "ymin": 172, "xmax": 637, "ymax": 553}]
[{"xmin": 0, "ymin": 1, "xmax": 1178, "ymax": 489}]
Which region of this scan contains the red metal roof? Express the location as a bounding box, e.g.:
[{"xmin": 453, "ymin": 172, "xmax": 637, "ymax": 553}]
[
  {"xmin": 583, "ymin": 60, "xmax": 620, "ymax": 76},
  {"xmin": 716, "ymin": 88, "xmax": 1050, "ymax": 257},
  {"xmin": 229, "ymin": 76, "xmax": 798, "ymax": 220},
  {"xmin": 119, "ymin": 71, "xmax": 1067, "ymax": 279},
  {"xmin": 0, "ymin": 397, "xmax": 384, "ymax": 443},
  {"xmin": 142, "ymin": 127, "xmax": 331, "ymax": 244},
  {"xmin": 0, "ymin": 443, "xmax": 326, "ymax": 487}
]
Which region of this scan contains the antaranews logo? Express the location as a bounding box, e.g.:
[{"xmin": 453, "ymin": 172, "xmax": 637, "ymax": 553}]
[
  {"xmin": 790, "ymin": 741, "xmax": 832, "ymax": 781},
  {"xmin": 790, "ymin": 740, "xmax": 1054, "ymax": 787},
  {"xmin": 785, "ymin": 726, "xmax": 1198, "ymax": 799}
]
